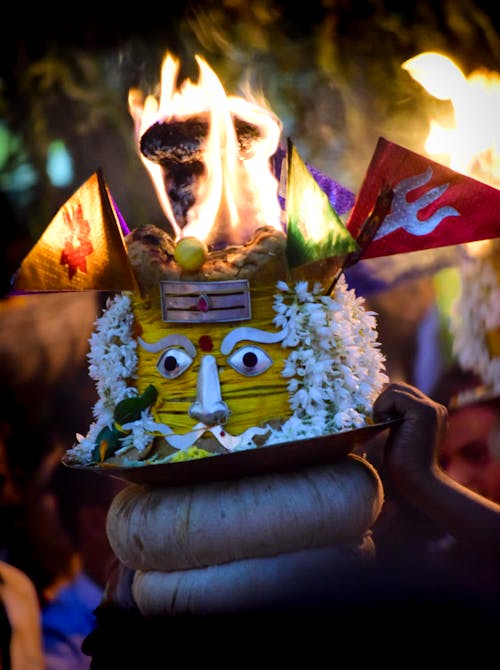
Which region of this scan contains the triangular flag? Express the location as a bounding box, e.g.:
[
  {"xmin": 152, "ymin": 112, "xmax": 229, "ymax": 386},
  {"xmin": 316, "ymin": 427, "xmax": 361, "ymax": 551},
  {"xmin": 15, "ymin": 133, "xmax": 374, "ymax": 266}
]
[
  {"xmin": 271, "ymin": 144, "xmax": 355, "ymax": 216},
  {"xmin": 285, "ymin": 138, "xmax": 357, "ymax": 270},
  {"xmin": 347, "ymin": 137, "xmax": 500, "ymax": 260},
  {"xmin": 12, "ymin": 170, "xmax": 139, "ymax": 293}
]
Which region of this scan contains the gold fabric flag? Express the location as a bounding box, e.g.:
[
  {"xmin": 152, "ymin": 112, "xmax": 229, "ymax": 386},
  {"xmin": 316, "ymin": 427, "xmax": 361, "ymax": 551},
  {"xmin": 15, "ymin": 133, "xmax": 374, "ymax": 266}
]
[{"xmin": 12, "ymin": 170, "xmax": 139, "ymax": 293}]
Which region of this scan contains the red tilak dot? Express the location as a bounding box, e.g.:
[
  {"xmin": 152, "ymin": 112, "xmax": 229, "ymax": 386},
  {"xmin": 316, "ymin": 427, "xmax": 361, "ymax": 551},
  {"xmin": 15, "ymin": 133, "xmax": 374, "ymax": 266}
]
[
  {"xmin": 220, "ymin": 430, "xmax": 226, "ymax": 437},
  {"xmin": 197, "ymin": 295, "xmax": 210, "ymax": 312},
  {"xmin": 199, "ymin": 335, "xmax": 213, "ymax": 352}
]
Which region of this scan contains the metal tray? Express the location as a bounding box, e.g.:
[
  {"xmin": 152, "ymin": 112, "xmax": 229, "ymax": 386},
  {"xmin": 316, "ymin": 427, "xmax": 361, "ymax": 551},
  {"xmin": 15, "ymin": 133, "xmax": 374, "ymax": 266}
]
[{"xmin": 64, "ymin": 419, "xmax": 399, "ymax": 486}]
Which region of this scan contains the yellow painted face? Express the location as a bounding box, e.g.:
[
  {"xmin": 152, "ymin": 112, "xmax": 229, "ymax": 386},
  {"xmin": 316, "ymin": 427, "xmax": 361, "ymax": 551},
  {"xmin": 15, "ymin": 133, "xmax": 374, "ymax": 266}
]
[{"xmin": 132, "ymin": 286, "xmax": 291, "ymax": 440}]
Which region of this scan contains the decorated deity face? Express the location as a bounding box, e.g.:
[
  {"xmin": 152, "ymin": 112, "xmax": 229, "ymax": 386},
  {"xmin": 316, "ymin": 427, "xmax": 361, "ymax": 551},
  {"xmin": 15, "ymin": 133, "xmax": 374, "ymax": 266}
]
[
  {"xmin": 65, "ymin": 273, "xmax": 388, "ymax": 467},
  {"xmin": 133, "ymin": 283, "xmax": 290, "ymax": 454}
]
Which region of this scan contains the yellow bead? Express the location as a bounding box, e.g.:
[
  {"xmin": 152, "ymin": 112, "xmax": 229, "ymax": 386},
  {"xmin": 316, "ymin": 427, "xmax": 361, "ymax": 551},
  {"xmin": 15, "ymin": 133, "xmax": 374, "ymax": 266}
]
[{"xmin": 174, "ymin": 237, "xmax": 208, "ymax": 271}]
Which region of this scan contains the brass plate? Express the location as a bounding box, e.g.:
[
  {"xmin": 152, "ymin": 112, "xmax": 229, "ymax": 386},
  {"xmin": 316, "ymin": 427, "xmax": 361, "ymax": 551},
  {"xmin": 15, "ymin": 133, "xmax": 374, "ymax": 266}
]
[{"xmin": 64, "ymin": 419, "xmax": 399, "ymax": 486}]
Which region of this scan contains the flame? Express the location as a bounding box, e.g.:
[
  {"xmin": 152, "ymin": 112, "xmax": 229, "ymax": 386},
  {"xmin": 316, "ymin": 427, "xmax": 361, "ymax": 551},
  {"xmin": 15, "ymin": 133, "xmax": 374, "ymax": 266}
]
[
  {"xmin": 402, "ymin": 52, "xmax": 500, "ymax": 190},
  {"xmin": 403, "ymin": 51, "xmax": 500, "ymax": 260},
  {"xmin": 129, "ymin": 53, "xmax": 282, "ymax": 246}
]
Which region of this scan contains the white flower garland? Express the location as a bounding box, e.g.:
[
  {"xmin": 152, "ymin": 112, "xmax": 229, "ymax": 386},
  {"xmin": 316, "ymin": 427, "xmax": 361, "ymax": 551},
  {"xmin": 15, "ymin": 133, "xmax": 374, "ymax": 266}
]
[
  {"xmin": 450, "ymin": 251, "xmax": 500, "ymax": 394},
  {"xmin": 68, "ymin": 292, "xmax": 138, "ymax": 463},
  {"xmin": 264, "ymin": 276, "xmax": 388, "ymax": 444}
]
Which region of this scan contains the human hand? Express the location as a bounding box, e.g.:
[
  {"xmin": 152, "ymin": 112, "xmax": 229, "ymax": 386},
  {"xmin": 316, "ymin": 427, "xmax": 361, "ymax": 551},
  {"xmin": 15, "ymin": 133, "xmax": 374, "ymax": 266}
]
[{"xmin": 372, "ymin": 382, "xmax": 448, "ymax": 497}]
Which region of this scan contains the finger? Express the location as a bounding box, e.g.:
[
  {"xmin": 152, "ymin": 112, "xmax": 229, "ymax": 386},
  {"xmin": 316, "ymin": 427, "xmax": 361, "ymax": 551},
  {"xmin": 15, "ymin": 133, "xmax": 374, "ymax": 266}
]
[
  {"xmin": 373, "ymin": 382, "xmax": 435, "ymax": 421},
  {"xmin": 382, "ymin": 381, "xmax": 429, "ymax": 401}
]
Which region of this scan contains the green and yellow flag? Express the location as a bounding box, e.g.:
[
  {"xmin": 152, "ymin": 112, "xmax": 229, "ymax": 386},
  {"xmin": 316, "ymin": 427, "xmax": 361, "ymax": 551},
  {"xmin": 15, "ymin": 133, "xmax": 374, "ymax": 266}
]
[{"xmin": 285, "ymin": 138, "xmax": 357, "ymax": 273}]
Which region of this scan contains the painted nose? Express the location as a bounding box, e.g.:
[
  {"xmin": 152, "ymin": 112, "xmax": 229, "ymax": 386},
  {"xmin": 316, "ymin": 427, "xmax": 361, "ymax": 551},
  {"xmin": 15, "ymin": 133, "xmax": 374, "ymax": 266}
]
[{"xmin": 189, "ymin": 354, "xmax": 230, "ymax": 426}]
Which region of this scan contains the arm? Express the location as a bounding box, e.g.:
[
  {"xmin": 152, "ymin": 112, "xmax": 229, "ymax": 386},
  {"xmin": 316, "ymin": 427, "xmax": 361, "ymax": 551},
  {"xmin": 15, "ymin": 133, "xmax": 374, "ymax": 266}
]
[{"xmin": 373, "ymin": 382, "xmax": 500, "ymax": 557}]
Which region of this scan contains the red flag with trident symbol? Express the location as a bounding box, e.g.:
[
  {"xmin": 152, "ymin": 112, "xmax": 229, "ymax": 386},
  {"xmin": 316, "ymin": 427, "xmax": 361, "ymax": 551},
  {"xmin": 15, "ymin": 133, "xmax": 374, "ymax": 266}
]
[{"xmin": 347, "ymin": 137, "xmax": 500, "ymax": 259}]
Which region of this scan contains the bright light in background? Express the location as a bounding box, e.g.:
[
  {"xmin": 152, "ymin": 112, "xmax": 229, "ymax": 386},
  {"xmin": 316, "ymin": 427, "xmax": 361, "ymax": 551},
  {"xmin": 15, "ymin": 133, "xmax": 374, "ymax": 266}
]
[
  {"xmin": 402, "ymin": 51, "xmax": 500, "ymax": 189},
  {"xmin": 46, "ymin": 140, "xmax": 74, "ymax": 187},
  {"xmin": 403, "ymin": 51, "xmax": 500, "ymax": 258},
  {"xmin": 402, "ymin": 51, "xmax": 467, "ymax": 100}
]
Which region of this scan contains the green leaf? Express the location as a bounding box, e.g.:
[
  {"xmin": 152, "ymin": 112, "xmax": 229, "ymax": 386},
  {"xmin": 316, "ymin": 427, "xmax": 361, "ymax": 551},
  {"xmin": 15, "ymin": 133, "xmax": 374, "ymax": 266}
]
[{"xmin": 114, "ymin": 384, "xmax": 159, "ymax": 425}]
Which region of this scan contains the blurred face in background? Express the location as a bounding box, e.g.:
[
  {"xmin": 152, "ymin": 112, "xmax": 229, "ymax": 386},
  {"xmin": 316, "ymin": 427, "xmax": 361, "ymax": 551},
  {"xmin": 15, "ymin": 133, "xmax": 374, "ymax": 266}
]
[{"xmin": 439, "ymin": 402, "xmax": 500, "ymax": 504}]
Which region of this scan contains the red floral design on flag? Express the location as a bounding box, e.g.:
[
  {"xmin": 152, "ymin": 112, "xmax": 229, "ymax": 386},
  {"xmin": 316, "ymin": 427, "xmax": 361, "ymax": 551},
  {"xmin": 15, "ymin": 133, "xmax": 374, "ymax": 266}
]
[{"xmin": 59, "ymin": 202, "xmax": 94, "ymax": 278}]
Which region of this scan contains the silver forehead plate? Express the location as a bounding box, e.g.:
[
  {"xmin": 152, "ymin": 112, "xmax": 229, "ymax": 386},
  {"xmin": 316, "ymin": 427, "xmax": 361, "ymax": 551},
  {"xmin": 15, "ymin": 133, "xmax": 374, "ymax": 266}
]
[{"xmin": 160, "ymin": 279, "xmax": 252, "ymax": 323}]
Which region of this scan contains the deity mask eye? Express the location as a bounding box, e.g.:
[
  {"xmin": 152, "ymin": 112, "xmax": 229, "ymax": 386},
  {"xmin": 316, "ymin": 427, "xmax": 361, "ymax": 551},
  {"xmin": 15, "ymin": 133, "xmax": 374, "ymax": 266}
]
[
  {"xmin": 156, "ymin": 348, "xmax": 194, "ymax": 379},
  {"xmin": 227, "ymin": 345, "xmax": 272, "ymax": 376}
]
